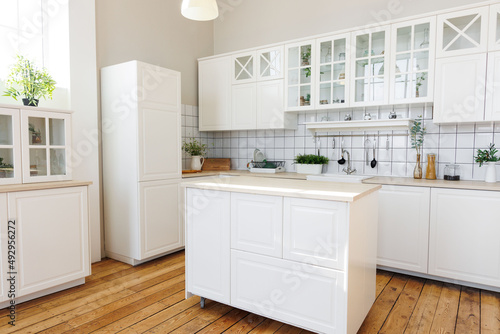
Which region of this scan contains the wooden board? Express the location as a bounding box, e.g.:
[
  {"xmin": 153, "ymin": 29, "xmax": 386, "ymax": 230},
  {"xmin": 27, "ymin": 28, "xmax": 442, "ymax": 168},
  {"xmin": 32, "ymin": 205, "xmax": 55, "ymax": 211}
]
[
  {"xmin": 182, "ymin": 170, "xmax": 202, "ymax": 174},
  {"xmin": 202, "ymin": 158, "xmax": 231, "ymax": 171}
]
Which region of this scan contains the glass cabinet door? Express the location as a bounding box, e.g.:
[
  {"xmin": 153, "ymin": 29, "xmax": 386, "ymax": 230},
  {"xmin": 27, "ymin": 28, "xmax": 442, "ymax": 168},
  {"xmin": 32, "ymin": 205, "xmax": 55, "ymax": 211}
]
[
  {"xmin": 22, "ymin": 110, "xmax": 71, "ymax": 183},
  {"xmin": 232, "ymin": 52, "xmax": 256, "ymax": 84},
  {"xmin": 285, "ymin": 40, "xmax": 315, "ymax": 110},
  {"xmin": 391, "ymin": 18, "xmax": 436, "ymax": 103},
  {"xmin": 352, "ymin": 27, "xmax": 390, "ymax": 106},
  {"xmin": 436, "ymin": 6, "xmax": 488, "ymax": 58},
  {"xmin": 489, "ymin": 4, "xmax": 500, "ymax": 52},
  {"xmin": 316, "ymin": 34, "xmax": 350, "ymax": 109},
  {"xmin": 257, "ymin": 46, "xmax": 284, "ymax": 80},
  {"xmin": 0, "ymin": 108, "xmax": 21, "ymax": 185}
]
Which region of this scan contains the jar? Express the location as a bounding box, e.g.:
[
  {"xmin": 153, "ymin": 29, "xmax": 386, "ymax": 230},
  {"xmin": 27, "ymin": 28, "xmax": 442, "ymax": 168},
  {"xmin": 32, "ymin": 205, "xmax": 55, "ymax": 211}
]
[{"xmin": 444, "ymin": 164, "xmax": 461, "ymax": 181}]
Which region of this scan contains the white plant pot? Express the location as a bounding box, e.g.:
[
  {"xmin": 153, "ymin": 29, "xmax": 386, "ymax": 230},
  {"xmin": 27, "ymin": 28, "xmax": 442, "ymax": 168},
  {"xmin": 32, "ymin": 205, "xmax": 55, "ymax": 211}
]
[
  {"xmin": 191, "ymin": 156, "xmax": 205, "ymax": 171},
  {"xmin": 484, "ymin": 161, "xmax": 497, "ymax": 183},
  {"xmin": 295, "ymin": 164, "xmax": 324, "ymax": 174}
]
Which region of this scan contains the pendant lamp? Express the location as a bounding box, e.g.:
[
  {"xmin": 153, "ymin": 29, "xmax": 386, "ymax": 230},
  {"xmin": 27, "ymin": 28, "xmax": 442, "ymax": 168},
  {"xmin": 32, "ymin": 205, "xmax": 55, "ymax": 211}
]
[{"xmin": 181, "ymin": 0, "xmax": 219, "ymax": 21}]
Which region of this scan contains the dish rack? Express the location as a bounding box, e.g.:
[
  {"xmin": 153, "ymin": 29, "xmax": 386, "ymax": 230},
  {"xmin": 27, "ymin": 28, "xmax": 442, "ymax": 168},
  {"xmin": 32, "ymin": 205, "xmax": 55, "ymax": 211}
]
[{"xmin": 249, "ymin": 161, "xmax": 286, "ymax": 173}]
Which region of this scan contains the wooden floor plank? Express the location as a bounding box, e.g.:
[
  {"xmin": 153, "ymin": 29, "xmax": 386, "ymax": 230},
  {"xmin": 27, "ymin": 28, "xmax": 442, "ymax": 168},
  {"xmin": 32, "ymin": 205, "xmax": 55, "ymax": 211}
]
[
  {"xmin": 380, "ymin": 277, "xmax": 425, "ymax": 334},
  {"xmin": 429, "ymin": 283, "xmax": 461, "ymax": 334},
  {"xmin": 481, "ymin": 290, "xmax": 500, "ymax": 333},
  {"xmin": 358, "ymin": 273, "xmax": 409, "ymax": 333},
  {"xmin": 456, "ymin": 286, "xmax": 480, "ymax": 334},
  {"xmin": 0, "ymin": 251, "xmax": 496, "ymax": 334},
  {"xmin": 405, "ymin": 280, "xmax": 443, "ymax": 334}
]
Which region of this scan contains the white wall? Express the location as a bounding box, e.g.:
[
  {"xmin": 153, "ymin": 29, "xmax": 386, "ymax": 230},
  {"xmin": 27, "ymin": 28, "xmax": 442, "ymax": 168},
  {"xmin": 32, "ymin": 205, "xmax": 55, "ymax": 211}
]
[
  {"xmin": 68, "ymin": 0, "xmax": 101, "ymax": 263},
  {"xmin": 96, "ymin": 0, "xmax": 214, "ymax": 106},
  {"xmin": 214, "ymin": 0, "xmax": 489, "ymax": 54}
]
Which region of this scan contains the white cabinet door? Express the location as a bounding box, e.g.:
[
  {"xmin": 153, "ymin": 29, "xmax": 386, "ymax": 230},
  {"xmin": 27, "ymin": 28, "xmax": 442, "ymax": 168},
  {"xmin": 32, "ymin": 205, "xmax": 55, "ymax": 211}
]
[
  {"xmin": 389, "ymin": 17, "xmax": 436, "ymax": 104},
  {"xmin": 485, "ymin": 51, "xmax": 500, "ymax": 121},
  {"xmin": 199, "ymin": 57, "xmax": 232, "ymax": 131},
  {"xmin": 436, "ymin": 6, "xmax": 489, "ymax": 58},
  {"xmin": 139, "ymin": 180, "xmax": 183, "ymax": 260},
  {"xmin": 0, "ymin": 194, "xmax": 7, "ymax": 303},
  {"xmin": 8, "ymin": 187, "xmax": 89, "ymax": 297},
  {"xmin": 377, "ymin": 185, "xmax": 430, "ymax": 273},
  {"xmin": 137, "ymin": 106, "xmax": 181, "ymax": 182},
  {"xmin": 231, "ymin": 250, "xmax": 346, "ymax": 334},
  {"xmin": 186, "ymin": 189, "xmax": 230, "ymax": 304},
  {"xmin": 429, "ymin": 188, "xmax": 500, "ymax": 287},
  {"xmin": 231, "ymin": 193, "xmax": 283, "ymax": 258},
  {"xmin": 257, "ymin": 80, "xmax": 295, "ymax": 130},
  {"xmin": 285, "ymin": 40, "xmax": 316, "ymax": 111},
  {"xmin": 489, "ymin": 4, "xmax": 500, "ymax": 51},
  {"xmin": 138, "ymin": 62, "xmax": 181, "ymax": 111},
  {"xmin": 351, "ymin": 25, "xmax": 391, "ymax": 107},
  {"xmin": 0, "ymin": 108, "xmax": 21, "ymax": 185},
  {"xmin": 283, "ymin": 198, "xmax": 348, "ymax": 271},
  {"xmin": 257, "ymin": 46, "xmax": 284, "ymax": 81},
  {"xmin": 231, "ymin": 83, "xmax": 257, "ymax": 130},
  {"xmin": 232, "ymin": 52, "xmax": 257, "ymax": 84},
  {"xmin": 433, "ymin": 53, "xmax": 487, "ymax": 123}
]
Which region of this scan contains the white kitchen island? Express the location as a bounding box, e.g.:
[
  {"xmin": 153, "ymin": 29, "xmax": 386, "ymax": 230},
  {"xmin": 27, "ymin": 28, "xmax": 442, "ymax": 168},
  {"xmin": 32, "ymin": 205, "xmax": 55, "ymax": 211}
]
[{"xmin": 182, "ymin": 177, "xmax": 381, "ymax": 334}]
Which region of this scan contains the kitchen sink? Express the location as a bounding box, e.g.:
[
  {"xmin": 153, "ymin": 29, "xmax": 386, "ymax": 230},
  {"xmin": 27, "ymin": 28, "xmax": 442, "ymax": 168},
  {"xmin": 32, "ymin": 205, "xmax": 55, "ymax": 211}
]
[{"xmin": 306, "ymin": 174, "xmax": 373, "ymax": 183}]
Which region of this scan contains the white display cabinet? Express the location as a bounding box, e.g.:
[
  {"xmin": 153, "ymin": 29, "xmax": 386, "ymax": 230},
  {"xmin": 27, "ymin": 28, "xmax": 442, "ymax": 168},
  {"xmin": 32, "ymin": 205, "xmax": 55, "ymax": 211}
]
[
  {"xmin": 232, "ymin": 52, "xmax": 256, "ymax": 84},
  {"xmin": 436, "ymin": 6, "xmax": 489, "ymax": 58},
  {"xmin": 315, "ymin": 33, "xmax": 350, "ymax": 109},
  {"xmin": 0, "ymin": 108, "xmax": 21, "ymax": 185},
  {"xmin": 351, "ymin": 26, "xmax": 391, "ymax": 106},
  {"xmin": 21, "ymin": 109, "xmax": 72, "ymax": 183},
  {"xmin": 390, "ymin": 17, "xmax": 436, "ymax": 104},
  {"xmin": 285, "ymin": 40, "xmax": 316, "ymax": 111},
  {"xmin": 489, "ymin": 3, "xmax": 500, "ymax": 51}
]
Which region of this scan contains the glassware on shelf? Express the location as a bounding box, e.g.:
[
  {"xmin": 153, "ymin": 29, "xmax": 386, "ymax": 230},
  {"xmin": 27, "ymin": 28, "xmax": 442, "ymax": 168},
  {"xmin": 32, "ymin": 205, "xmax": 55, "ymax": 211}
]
[{"xmin": 420, "ymin": 28, "xmax": 430, "ymax": 48}]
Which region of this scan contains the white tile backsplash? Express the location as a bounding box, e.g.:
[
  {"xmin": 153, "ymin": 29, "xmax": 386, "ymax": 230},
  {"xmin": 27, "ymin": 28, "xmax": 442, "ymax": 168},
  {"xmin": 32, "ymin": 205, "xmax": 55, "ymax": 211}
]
[{"xmin": 182, "ymin": 104, "xmax": 499, "ymax": 180}]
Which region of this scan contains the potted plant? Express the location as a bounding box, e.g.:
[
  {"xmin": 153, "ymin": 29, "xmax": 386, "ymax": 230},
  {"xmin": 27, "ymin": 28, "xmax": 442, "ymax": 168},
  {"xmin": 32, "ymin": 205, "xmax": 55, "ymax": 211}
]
[
  {"xmin": 415, "ymin": 73, "xmax": 426, "ymax": 98},
  {"xmin": 294, "ymin": 154, "xmax": 329, "ymax": 174},
  {"xmin": 301, "ymin": 46, "xmax": 311, "ymax": 66},
  {"xmin": 182, "ymin": 138, "xmax": 208, "ymax": 171},
  {"xmin": 475, "ymin": 143, "xmax": 499, "ymax": 183},
  {"xmin": 29, "ymin": 123, "xmax": 42, "ymax": 144},
  {"xmin": 410, "ymin": 116, "xmax": 426, "ymax": 179},
  {"xmin": 3, "ymin": 55, "xmax": 56, "ymax": 107}
]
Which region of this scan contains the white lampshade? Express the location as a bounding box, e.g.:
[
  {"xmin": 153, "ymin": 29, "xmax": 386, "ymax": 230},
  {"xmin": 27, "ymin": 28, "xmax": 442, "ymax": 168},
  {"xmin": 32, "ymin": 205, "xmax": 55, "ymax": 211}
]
[{"xmin": 181, "ymin": 0, "xmax": 219, "ymax": 21}]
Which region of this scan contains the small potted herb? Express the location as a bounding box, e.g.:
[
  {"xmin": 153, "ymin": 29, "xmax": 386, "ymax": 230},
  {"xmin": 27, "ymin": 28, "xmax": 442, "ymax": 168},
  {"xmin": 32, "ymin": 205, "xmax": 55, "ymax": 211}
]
[
  {"xmin": 3, "ymin": 55, "xmax": 56, "ymax": 107},
  {"xmin": 182, "ymin": 138, "xmax": 208, "ymax": 171},
  {"xmin": 294, "ymin": 154, "xmax": 329, "ymax": 174},
  {"xmin": 475, "ymin": 143, "xmax": 499, "ymax": 183}
]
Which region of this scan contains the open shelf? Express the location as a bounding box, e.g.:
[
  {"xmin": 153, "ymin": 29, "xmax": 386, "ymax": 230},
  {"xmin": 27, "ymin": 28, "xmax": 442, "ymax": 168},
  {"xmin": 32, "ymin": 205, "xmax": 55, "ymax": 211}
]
[{"xmin": 305, "ymin": 118, "xmax": 412, "ymax": 133}]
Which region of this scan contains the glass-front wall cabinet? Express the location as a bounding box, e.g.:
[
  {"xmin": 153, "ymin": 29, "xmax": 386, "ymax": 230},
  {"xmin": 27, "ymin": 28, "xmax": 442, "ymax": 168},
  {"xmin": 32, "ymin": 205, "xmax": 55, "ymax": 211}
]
[
  {"xmin": 285, "ymin": 40, "xmax": 315, "ymax": 111},
  {"xmin": 391, "ymin": 18, "xmax": 436, "ymax": 103},
  {"xmin": 352, "ymin": 26, "xmax": 390, "ymax": 106},
  {"xmin": 22, "ymin": 110, "xmax": 71, "ymax": 183},
  {"xmin": 257, "ymin": 46, "xmax": 284, "ymax": 80},
  {"xmin": 489, "ymin": 4, "xmax": 500, "ymax": 51},
  {"xmin": 316, "ymin": 34, "xmax": 350, "ymax": 109},
  {"xmin": 436, "ymin": 6, "xmax": 488, "ymax": 58},
  {"xmin": 232, "ymin": 52, "xmax": 256, "ymax": 84},
  {"xmin": 0, "ymin": 108, "xmax": 21, "ymax": 185}
]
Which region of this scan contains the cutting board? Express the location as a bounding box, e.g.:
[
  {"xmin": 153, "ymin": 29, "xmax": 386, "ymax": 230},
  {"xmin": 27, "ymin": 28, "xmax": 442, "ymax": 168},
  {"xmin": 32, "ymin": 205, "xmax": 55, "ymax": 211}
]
[{"xmin": 202, "ymin": 158, "xmax": 231, "ymax": 171}]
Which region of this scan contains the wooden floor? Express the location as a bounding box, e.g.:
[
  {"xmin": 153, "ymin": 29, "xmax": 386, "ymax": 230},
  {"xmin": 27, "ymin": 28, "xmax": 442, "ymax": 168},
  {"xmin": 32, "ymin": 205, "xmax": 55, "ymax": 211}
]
[{"xmin": 1, "ymin": 251, "xmax": 499, "ymax": 333}]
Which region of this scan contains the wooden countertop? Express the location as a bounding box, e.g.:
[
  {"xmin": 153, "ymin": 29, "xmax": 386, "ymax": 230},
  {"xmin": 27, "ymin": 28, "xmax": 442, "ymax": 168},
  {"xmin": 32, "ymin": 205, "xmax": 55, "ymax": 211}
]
[
  {"xmin": 0, "ymin": 180, "xmax": 93, "ymax": 193},
  {"xmin": 181, "ymin": 176, "xmax": 380, "ymax": 202},
  {"xmin": 364, "ymin": 176, "xmax": 500, "ymax": 191}
]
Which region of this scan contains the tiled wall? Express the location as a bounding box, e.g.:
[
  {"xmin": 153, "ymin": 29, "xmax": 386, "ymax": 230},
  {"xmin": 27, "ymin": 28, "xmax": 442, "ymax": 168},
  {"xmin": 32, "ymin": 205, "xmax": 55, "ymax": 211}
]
[{"xmin": 182, "ymin": 104, "xmax": 500, "ymax": 181}]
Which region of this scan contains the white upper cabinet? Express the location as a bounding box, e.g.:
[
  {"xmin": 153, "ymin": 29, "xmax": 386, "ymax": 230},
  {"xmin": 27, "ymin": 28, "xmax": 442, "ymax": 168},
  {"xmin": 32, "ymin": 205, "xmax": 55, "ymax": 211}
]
[
  {"xmin": 351, "ymin": 26, "xmax": 391, "ymax": 107},
  {"xmin": 390, "ymin": 17, "xmax": 436, "ymax": 104},
  {"xmin": 0, "ymin": 108, "xmax": 21, "ymax": 185},
  {"xmin": 231, "ymin": 83, "xmax": 257, "ymax": 130},
  {"xmin": 285, "ymin": 40, "xmax": 316, "ymax": 111},
  {"xmin": 257, "ymin": 46, "xmax": 284, "ymax": 81},
  {"xmin": 199, "ymin": 56, "xmax": 232, "ymax": 131},
  {"xmin": 485, "ymin": 50, "xmax": 500, "ymax": 121},
  {"xmin": 315, "ymin": 33, "xmax": 350, "ymax": 109},
  {"xmin": 489, "ymin": 4, "xmax": 500, "ymax": 51},
  {"xmin": 232, "ymin": 52, "xmax": 257, "ymax": 84},
  {"xmin": 436, "ymin": 6, "xmax": 489, "ymax": 58}
]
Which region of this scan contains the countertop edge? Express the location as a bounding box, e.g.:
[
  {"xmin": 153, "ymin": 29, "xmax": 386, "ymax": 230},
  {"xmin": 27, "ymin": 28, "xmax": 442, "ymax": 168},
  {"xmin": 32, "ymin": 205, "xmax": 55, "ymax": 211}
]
[
  {"xmin": 0, "ymin": 180, "xmax": 93, "ymax": 193},
  {"xmin": 363, "ymin": 176, "xmax": 500, "ymax": 191}
]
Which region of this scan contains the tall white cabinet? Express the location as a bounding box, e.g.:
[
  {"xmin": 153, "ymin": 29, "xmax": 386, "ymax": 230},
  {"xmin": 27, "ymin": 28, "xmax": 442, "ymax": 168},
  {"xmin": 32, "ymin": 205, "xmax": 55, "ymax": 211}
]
[{"xmin": 101, "ymin": 61, "xmax": 183, "ymax": 265}]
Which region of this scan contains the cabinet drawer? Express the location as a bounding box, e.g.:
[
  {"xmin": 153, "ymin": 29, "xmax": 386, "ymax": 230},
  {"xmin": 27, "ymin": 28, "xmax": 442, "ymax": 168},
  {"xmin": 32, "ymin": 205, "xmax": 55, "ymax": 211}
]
[
  {"xmin": 231, "ymin": 193, "xmax": 283, "ymax": 258},
  {"xmin": 284, "ymin": 198, "xmax": 348, "ymax": 270},
  {"xmin": 231, "ymin": 250, "xmax": 346, "ymax": 334}
]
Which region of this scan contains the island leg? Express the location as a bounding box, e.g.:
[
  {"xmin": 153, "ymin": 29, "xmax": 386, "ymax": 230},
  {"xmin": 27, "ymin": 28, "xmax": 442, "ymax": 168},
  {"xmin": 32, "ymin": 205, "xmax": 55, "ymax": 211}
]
[{"xmin": 200, "ymin": 297, "xmax": 206, "ymax": 309}]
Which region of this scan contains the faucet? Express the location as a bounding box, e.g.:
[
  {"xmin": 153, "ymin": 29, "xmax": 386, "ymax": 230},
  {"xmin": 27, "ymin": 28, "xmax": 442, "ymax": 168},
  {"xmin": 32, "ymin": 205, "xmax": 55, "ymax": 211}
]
[{"xmin": 342, "ymin": 149, "xmax": 357, "ymax": 175}]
